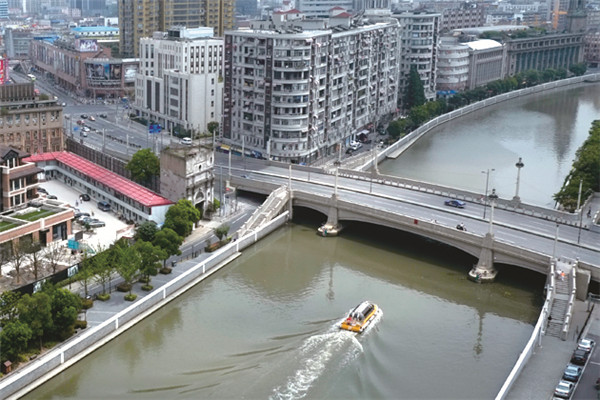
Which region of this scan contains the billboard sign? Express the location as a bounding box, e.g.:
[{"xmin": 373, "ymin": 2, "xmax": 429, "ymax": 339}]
[
  {"xmin": 149, "ymin": 123, "xmax": 161, "ymax": 134},
  {"xmin": 0, "ymin": 58, "xmax": 6, "ymax": 84},
  {"xmin": 78, "ymin": 39, "xmax": 99, "ymax": 52},
  {"xmin": 86, "ymin": 62, "xmax": 122, "ymax": 81}
]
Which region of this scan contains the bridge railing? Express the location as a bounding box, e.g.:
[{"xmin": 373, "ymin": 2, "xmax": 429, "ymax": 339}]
[
  {"xmin": 561, "ymin": 267, "xmax": 577, "ymax": 340},
  {"xmin": 333, "ymin": 167, "xmax": 582, "ymax": 227}
]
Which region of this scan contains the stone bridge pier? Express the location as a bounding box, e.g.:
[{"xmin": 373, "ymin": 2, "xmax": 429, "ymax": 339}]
[
  {"xmin": 468, "ymin": 233, "xmax": 498, "ymax": 283},
  {"xmin": 317, "ymin": 194, "xmax": 343, "ymax": 237}
]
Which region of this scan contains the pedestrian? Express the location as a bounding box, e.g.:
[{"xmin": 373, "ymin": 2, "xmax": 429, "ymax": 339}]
[
  {"xmin": 75, "ymin": 200, "xmax": 79, "ymax": 207},
  {"xmin": 588, "ymin": 208, "xmax": 592, "ymax": 218}
]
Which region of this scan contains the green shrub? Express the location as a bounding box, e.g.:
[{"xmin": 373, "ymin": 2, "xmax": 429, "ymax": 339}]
[
  {"xmin": 117, "ymin": 283, "xmax": 132, "ymax": 292},
  {"xmin": 159, "ymin": 267, "xmax": 172, "ymax": 274},
  {"xmin": 81, "ymin": 298, "xmax": 94, "ymax": 309},
  {"xmin": 141, "ymin": 284, "xmax": 153, "ymax": 291},
  {"xmin": 97, "ymin": 293, "xmax": 111, "ymax": 301},
  {"xmin": 74, "ymin": 320, "xmax": 87, "ymax": 329},
  {"xmin": 124, "ymin": 293, "xmax": 137, "ymax": 301}
]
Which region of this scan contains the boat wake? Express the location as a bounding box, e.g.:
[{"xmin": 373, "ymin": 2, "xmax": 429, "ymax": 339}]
[
  {"xmin": 269, "ymin": 310, "xmax": 383, "ymax": 400},
  {"xmin": 269, "ymin": 331, "xmax": 361, "ymax": 400}
]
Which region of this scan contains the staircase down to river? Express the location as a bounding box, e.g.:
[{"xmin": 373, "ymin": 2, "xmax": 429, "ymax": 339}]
[{"xmin": 546, "ymin": 265, "xmax": 572, "ymax": 338}]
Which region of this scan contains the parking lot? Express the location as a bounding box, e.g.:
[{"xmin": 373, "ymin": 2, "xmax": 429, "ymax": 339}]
[{"xmin": 39, "ymin": 179, "xmax": 132, "ymax": 250}]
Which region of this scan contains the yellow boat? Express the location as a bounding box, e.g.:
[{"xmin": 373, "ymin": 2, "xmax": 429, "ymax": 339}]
[{"xmin": 339, "ymin": 301, "xmax": 381, "ymax": 333}]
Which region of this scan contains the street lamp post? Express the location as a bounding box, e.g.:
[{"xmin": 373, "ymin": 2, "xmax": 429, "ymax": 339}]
[
  {"xmin": 513, "ymin": 157, "xmax": 524, "ymax": 203},
  {"xmin": 481, "ymin": 168, "xmax": 495, "ymax": 219},
  {"xmin": 488, "ymin": 188, "xmax": 498, "ymax": 235}
]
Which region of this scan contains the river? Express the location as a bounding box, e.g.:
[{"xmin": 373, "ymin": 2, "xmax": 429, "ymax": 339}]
[{"xmin": 24, "ymin": 83, "xmax": 600, "ymax": 399}]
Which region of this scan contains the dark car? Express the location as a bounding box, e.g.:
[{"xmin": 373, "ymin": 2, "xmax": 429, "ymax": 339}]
[
  {"xmin": 562, "ymin": 364, "xmax": 582, "ymax": 382},
  {"xmin": 97, "ymin": 201, "xmax": 111, "ymax": 211},
  {"xmin": 571, "ymin": 348, "xmax": 589, "ymax": 365},
  {"xmin": 74, "ymin": 212, "xmax": 90, "ymax": 219},
  {"xmin": 99, "ymin": 113, "xmax": 108, "ymax": 118},
  {"xmin": 445, "ymin": 199, "xmax": 466, "ymax": 208},
  {"xmin": 80, "ymin": 193, "xmax": 91, "ymax": 201},
  {"xmin": 37, "ymin": 187, "xmax": 47, "ymax": 194},
  {"xmin": 46, "ymin": 194, "xmax": 58, "ymax": 200},
  {"xmin": 80, "ymin": 114, "xmax": 88, "ymax": 119}
]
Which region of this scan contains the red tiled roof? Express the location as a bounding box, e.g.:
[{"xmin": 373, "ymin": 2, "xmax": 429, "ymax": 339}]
[
  {"xmin": 332, "ymin": 12, "xmax": 352, "ymax": 18},
  {"xmin": 24, "ymin": 152, "xmax": 173, "ymax": 208},
  {"xmin": 275, "ymin": 8, "xmax": 302, "ymax": 14},
  {"xmin": 330, "ymin": 6, "xmax": 345, "ymax": 10}
]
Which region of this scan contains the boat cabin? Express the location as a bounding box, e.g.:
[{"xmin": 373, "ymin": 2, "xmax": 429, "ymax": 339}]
[{"xmin": 350, "ymin": 301, "xmax": 375, "ymax": 322}]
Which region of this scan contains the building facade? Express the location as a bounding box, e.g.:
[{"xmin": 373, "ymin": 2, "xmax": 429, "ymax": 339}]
[
  {"xmin": 465, "ymin": 39, "xmax": 505, "ymax": 90},
  {"xmin": 160, "ymin": 144, "xmax": 214, "ymax": 214},
  {"xmin": 0, "ymin": 83, "xmax": 65, "ymax": 155},
  {"xmin": 436, "ymin": 36, "xmax": 469, "ymax": 91},
  {"xmin": 584, "ymin": 31, "xmax": 600, "ymax": 68},
  {"xmin": 394, "ymin": 11, "xmax": 441, "ymax": 103},
  {"xmin": 222, "ymin": 12, "xmax": 400, "ymax": 163},
  {"xmin": 118, "ymin": 0, "xmax": 234, "ymax": 57},
  {"xmin": 134, "ymin": 27, "xmax": 223, "ymax": 136},
  {"xmin": 30, "ymin": 36, "xmax": 136, "ymax": 98},
  {"xmin": 504, "ymin": 33, "xmax": 585, "ymax": 76}
]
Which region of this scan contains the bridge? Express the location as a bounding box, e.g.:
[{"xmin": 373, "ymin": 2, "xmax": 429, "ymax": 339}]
[{"xmin": 216, "ymin": 156, "xmax": 600, "ymax": 293}]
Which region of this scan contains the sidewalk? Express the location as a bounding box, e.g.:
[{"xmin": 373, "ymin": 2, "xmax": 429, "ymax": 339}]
[{"xmin": 507, "ymin": 299, "xmax": 596, "ymax": 399}]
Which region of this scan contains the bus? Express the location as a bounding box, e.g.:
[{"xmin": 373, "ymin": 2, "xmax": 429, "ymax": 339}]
[{"xmin": 27, "ymin": 74, "xmax": 36, "ymax": 82}]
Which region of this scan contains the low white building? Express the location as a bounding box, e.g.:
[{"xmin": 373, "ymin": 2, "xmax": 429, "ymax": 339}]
[{"xmin": 134, "ymin": 27, "xmax": 224, "ymax": 138}]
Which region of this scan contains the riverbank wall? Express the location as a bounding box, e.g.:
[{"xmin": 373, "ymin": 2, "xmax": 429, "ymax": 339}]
[
  {"xmin": 0, "ymin": 212, "xmax": 290, "ymax": 400},
  {"xmin": 378, "ymin": 73, "xmax": 600, "ymax": 162}
]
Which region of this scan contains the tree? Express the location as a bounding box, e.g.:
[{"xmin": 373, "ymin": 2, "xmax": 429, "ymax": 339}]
[
  {"xmin": 0, "ymin": 241, "xmax": 11, "ymax": 277},
  {"xmin": 387, "ymin": 120, "xmax": 405, "ymax": 139},
  {"xmin": 24, "ymin": 240, "xmax": 43, "ymax": 281},
  {"xmin": 18, "ymin": 292, "xmax": 53, "ymax": 349},
  {"xmin": 76, "ymin": 250, "xmax": 96, "ymax": 298},
  {"xmin": 153, "ymin": 228, "xmax": 183, "ymax": 267},
  {"xmin": 11, "ymin": 239, "xmax": 29, "ymax": 285},
  {"xmin": 115, "ymin": 246, "xmax": 141, "ymax": 295},
  {"xmin": 0, "ymin": 290, "xmax": 22, "ymax": 325},
  {"xmin": 214, "ymin": 225, "xmax": 230, "ymax": 242},
  {"xmin": 163, "ymin": 199, "xmax": 201, "ymax": 238},
  {"xmin": 135, "ymin": 221, "xmax": 159, "ymax": 242},
  {"xmin": 0, "ymin": 320, "xmax": 32, "ymax": 362},
  {"xmin": 134, "ymin": 240, "xmax": 164, "ymax": 285},
  {"xmin": 44, "ymin": 241, "xmax": 66, "ymax": 275},
  {"xmin": 207, "ymin": 121, "xmax": 219, "ymax": 135},
  {"xmin": 569, "ymin": 63, "xmax": 587, "ymax": 76},
  {"xmin": 92, "ymin": 248, "xmax": 113, "ymax": 295},
  {"xmin": 49, "ymin": 288, "xmax": 81, "ymax": 340},
  {"xmin": 126, "ymin": 148, "xmax": 160, "ymax": 185},
  {"xmin": 403, "ymin": 65, "xmax": 426, "ymax": 110}
]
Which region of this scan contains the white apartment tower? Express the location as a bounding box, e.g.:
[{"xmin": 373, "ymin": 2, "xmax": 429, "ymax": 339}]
[
  {"xmin": 135, "ymin": 27, "xmax": 224, "ymax": 137},
  {"xmin": 394, "ymin": 11, "xmax": 440, "ymax": 104},
  {"xmin": 222, "ymin": 13, "xmax": 400, "ymax": 163}
]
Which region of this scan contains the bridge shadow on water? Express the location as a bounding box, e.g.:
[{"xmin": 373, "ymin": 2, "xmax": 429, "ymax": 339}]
[{"xmin": 292, "ymin": 206, "xmax": 546, "ymax": 314}]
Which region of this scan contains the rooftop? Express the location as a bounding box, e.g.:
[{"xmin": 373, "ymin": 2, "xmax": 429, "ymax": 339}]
[
  {"xmin": 24, "ymin": 152, "xmax": 173, "ymax": 208},
  {"xmin": 465, "ymin": 39, "xmax": 503, "ymax": 50}
]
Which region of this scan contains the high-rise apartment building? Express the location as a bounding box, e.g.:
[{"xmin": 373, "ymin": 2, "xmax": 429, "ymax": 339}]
[
  {"xmin": 222, "ymin": 10, "xmax": 400, "ymax": 163},
  {"xmin": 118, "ymin": 0, "xmax": 234, "ymax": 57},
  {"xmin": 134, "ymin": 27, "xmax": 223, "ymax": 136},
  {"xmin": 394, "ymin": 11, "xmax": 441, "ymax": 104}
]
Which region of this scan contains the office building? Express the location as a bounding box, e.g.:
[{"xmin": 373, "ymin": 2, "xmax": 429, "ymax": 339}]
[{"xmin": 135, "ymin": 27, "xmax": 223, "ymax": 137}]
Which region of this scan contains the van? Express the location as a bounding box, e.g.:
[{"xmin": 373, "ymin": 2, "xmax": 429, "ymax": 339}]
[{"xmin": 97, "ymin": 201, "xmax": 111, "ymax": 211}]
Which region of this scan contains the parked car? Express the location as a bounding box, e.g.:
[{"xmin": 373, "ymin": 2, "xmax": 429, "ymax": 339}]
[
  {"xmin": 349, "ymin": 140, "xmax": 362, "ymax": 151},
  {"xmin": 80, "ymin": 193, "xmax": 91, "ymax": 201},
  {"xmin": 89, "ymin": 116, "xmax": 96, "ymax": 121},
  {"xmin": 180, "ymin": 137, "xmax": 192, "ymax": 145},
  {"xmin": 46, "ymin": 194, "xmax": 57, "ymax": 200},
  {"xmin": 37, "ymin": 187, "xmax": 47, "ymax": 194},
  {"xmin": 577, "ymin": 338, "xmax": 595, "ymax": 353},
  {"xmin": 554, "ymin": 380, "xmax": 574, "ymax": 398},
  {"xmin": 83, "ymin": 127, "xmax": 91, "ymax": 132},
  {"xmin": 74, "ymin": 212, "xmax": 90, "ymax": 219},
  {"xmin": 571, "ymin": 348, "xmax": 589, "ymax": 365},
  {"xmin": 97, "ymin": 201, "xmax": 111, "ymax": 211},
  {"xmin": 61, "ymin": 102, "xmax": 66, "ymax": 107},
  {"xmin": 99, "ymin": 113, "xmax": 108, "ymax": 118},
  {"xmin": 445, "ymin": 199, "xmax": 466, "ymax": 208},
  {"xmin": 562, "ymin": 364, "xmax": 582, "ymax": 382},
  {"xmin": 80, "ymin": 114, "xmax": 88, "ymax": 119},
  {"xmin": 87, "ymin": 220, "xmax": 106, "ymax": 228},
  {"xmin": 346, "ymin": 148, "xmax": 354, "ymax": 155}
]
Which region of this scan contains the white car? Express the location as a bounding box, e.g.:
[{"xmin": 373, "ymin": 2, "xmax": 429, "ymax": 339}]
[
  {"xmin": 577, "ymin": 338, "xmax": 595, "ymax": 353},
  {"xmin": 554, "ymin": 380, "xmax": 573, "ymax": 398},
  {"xmin": 180, "ymin": 137, "xmax": 192, "ymax": 145},
  {"xmin": 349, "ymin": 140, "xmax": 362, "ymax": 151}
]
